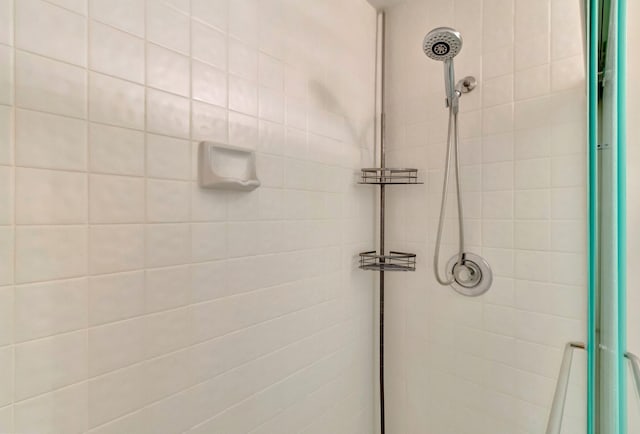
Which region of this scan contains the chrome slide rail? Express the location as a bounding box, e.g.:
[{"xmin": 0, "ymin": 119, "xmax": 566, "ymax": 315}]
[{"xmin": 546, "ymin": 342, "xmax": 586, "ymax": 434}]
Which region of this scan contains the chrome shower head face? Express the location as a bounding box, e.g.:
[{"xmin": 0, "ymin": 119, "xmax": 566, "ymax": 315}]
[{"xmin": 423, "ymin": 27, "xmax": 463, "ymax": 61}]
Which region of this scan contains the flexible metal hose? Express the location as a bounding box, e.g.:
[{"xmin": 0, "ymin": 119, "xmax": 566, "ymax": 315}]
[{"xmin": 433, "ymin": 104, "xmax": 465, "ymax": 285}]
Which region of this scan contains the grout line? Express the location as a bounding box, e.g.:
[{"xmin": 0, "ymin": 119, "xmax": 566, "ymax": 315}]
[{"xmin": 10, "ymin": 0, "xmax": 16, "ymax": 426}]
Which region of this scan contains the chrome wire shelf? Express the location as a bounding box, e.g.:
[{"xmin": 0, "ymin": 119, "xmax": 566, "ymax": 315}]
[
  {"xmin": 359, "ymin": 251, "xmax": 417, "ymax": 272},
  {"xmin": 359, "ymin": 168, "xmax": 422, "ymax": 185}
]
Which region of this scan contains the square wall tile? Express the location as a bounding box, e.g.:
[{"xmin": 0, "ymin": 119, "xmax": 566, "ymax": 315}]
[
  {"xmin": 90, "ymin": 22, "xmax": 144, "ymax": 83},
  {"xmin": 515, "ymin": 158, "xmax": 551, "ymax": 190},
  {"xmin": 89, "ymin": 317, "xmax": 146, "ymax": 376},
  {"xmin": 15, "ymin": 51, "xmax": 87, "ymax": 118},
  {"xmin": 228, "ymin": 0, "xmax": 258, "ymax": 46},
  {"xmin": 147, "ymin": 134, "xmax": 191, "ymax": 180},
  {"xmin": 14, "ymin": 330, "xmax": 88, "ymax": 400},
  {"xmin": 145, "ymin": 265, "xmax": 191, "ymax": 313},
  {"xmin": 89, "ymin": 225, "xmax": 144, "ymax": 275},
  {"xmin": 0, "ymin": 228, "xmax": 13, "ymax": 286},
  {"xmin": 0, "ymin": 105, "xmax": 12, "ymax": 165},
  {"xmin": 515, "ymin": 65, "xmax": 551, "ymax": 101},
  {"xmin": 146, "ymin": 0, "xmax": 189, "ymax": 54},
  {"xmin": 14, "ymin": 278, "xmax": 88, "ymax": 342},
  {"xmin": 89, "ymin": 0, "xmax": 144, "ymax": 37},
  {"xmin": 192, "ymin": 0, "xmax": 227, "ymax": 31},
  {"xmin": 0, "ymin": 347, "xmax": 12, "ymax": 406},
  {"xmin": 0, "ymin": 0, "xmax": 13, "ymax": 45},
  {"xmin": 0, "ymin": 396, "xmax": 11, "ymax": 431},
  {"xmin": 229, "ymin": 112, "xmax": 258, "ymax": 149},
  {"xmin": 89, "ymin": 123, "xmax": 145, "ymax": 176},
  {"xmin": 16, "ymin": 167, "xmax": 87, "ymax": 224},
  {"xmin": 15, "ymin": 226, "xmax": 87, "ymax": 283},
  {"xmin": 192, "ymin": 21, "xmax": 227, "ymax": 69},
  {"xmin": 145, "ymin": 223, "xmax": 190, "ymax": 268},
  {"xmin": 147, "ymin": 89, "xmax": 190, "ymax": 138},
  {"xmin": 192, "ymin": 61, "xmax": 227, "ymax": 107},
  {"xmin": 16, "ymin": 109, "xmax": 87, "ymax": 170},
  {"xmin": 515, "ymin": 190, "xmax": 550, "ymax": 219},
  {"xmin": 14, "ymin": 383, "xmax": 88, "ymax": 434},
  {"xmin": 147, "ymin": 44, "xmax": 190, "ymax": 97},
  {"xmin": 90, "ymin": 174, "xmax": 144, "ymax": 224},
  {"xmin": 88, "ymin": 364, "xmax": 145, "ymax": 428},
  {"xmin": 191, "ymin": 223, "xmax": 226, "ymax": 262},
  {"xmin": 259, "ymin": 53, "xmax": 284, "ymax": 91},
  {"xmin": 16, "ymin": 0, "xmax": 87, "ymax": 66},
  {"xmin": 0, "ymin": 45, "xmax": 12, "ymax": 105},
  {"xmin": 89, "ymin": 72, "xmax": 145, "ymax": 130},
  {"xmin": 191, "ymin": 183, "xmax": 227, "ymax": 222},
  {"xmin": 0, "ymin": 165, "xmax": 12, "ymax": 225},
  {"xmin": 192, "ymin": 101, "xmax": 227, "ymax": 143},
  {"xmin": 0, "ymin": 286, "xmax": 13, "ymax": 346},
  {"xmin": 88, "ymin": 271, "xmax": 145, "ymax": 326},
  {"xmin": 146, "ymin": 179, "xmax": 190, "ymax": 223},
  {"xmin": 229, "ymin": 75, "xmax": 258, "ymax": 116},
  {"xmin": 229, "ymin": 38, "xmax": 258, "ymax": 81}
]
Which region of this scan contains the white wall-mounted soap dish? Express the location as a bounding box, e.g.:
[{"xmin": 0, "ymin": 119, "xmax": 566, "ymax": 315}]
[{"xmin": 198, "ymin": 142, "xmax": 260, "ymax": 191}]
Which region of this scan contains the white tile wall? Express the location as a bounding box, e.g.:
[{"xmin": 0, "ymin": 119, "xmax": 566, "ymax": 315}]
[
  {"xmin": 0, "ymin": 1, "xmax": 377, "ymax": 432},
  {"xmin": 384, "ymin": 0, "xmax": 587, "ymax": 433}
]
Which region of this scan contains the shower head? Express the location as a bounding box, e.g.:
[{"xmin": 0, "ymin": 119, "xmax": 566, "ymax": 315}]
[
  {"xmin": 423, "ymin": 27, "xmax": 463, "ymax": 61},
  {"xmin": 423, "ymin": 27, "xmax": 463, "ymax": 112}
]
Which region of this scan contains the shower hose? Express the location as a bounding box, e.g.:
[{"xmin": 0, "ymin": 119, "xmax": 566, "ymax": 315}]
[{"xmin": 433, "ymin": 102, "xmax": 466, "ymax": 285}]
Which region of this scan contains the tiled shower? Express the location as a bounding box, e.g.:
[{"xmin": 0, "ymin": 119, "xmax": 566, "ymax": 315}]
[
  {"xmin": 381, "ymin": 0, "xmax": 587, "ymax": 432},
  {"xmin": 0, "ymin": 0, "xmax": 637, "ymax": 433},
  {"xmin": 0, "ymin": 0, "xmax": 377, "ymax": 432}
]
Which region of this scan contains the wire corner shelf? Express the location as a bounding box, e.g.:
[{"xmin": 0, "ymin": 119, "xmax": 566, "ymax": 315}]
[
  {"xmin": 359, "ymin": 251, "xmax": 417, "ymax": 272},
  {"xmin": 359, "ymin": 168, "xmax": 423, "ymax": 185}
]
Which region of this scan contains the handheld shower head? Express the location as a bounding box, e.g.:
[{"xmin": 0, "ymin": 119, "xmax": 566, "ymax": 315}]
[
  {"xmin": 422, "ymin": 27, "xmax": 463, "ymax": 61},
  {"xmin": 423, "ymin": 27, "xmax": 463, "ymax": 111}
]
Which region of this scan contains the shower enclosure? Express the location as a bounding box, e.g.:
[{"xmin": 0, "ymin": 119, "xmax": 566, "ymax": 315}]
[{"xmin": 0, "ymin": 0, "xmax": 636, "ymax": 433}]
